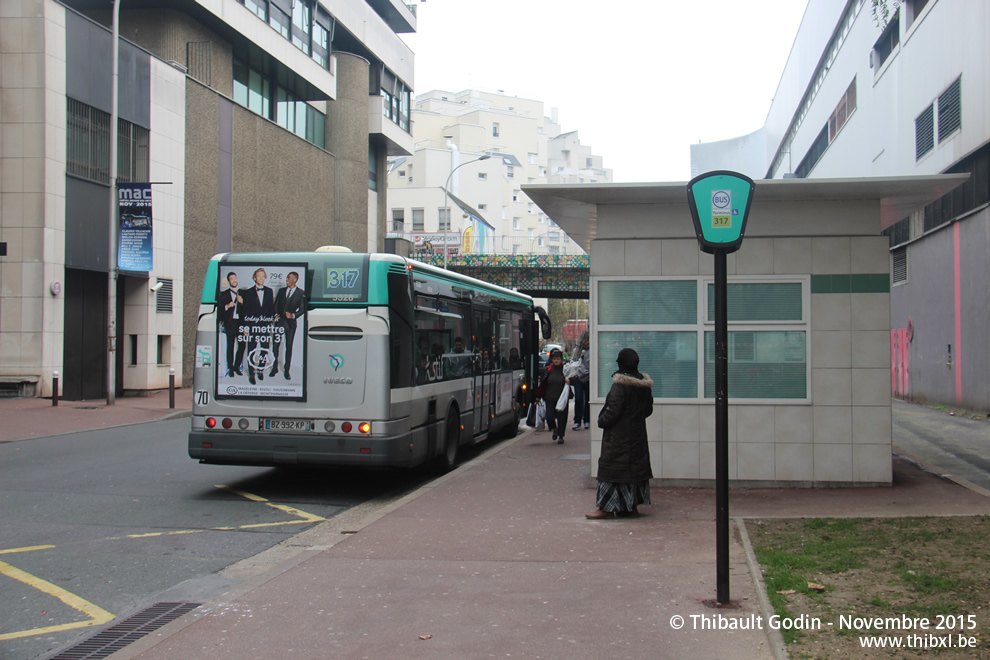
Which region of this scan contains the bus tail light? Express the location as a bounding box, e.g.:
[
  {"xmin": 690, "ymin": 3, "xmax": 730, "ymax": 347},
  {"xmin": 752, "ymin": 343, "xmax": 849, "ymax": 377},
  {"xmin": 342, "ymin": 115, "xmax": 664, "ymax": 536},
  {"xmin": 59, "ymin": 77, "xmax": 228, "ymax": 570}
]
[
  {"xmin": 358, "ymin": 422, "xmax": 371, "ymax": 434},
  {"xmin": 206, "ymin": 417, "xmax": 217, "ymax": 428},
  {"xmin": 342, "ymin": 422, "xmax": 352, "ymax": 433},
  {"xmin": 222, "ymin": 418, "xmax": 233, "ymax": 429}
]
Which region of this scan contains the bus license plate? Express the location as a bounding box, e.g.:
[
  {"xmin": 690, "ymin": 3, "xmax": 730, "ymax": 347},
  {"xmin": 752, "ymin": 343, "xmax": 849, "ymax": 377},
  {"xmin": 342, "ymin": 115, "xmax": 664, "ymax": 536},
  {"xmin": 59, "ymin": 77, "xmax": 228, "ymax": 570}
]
[{"xmin": 262, "ymin": 418, "xmax": 313, "ymax": 432}]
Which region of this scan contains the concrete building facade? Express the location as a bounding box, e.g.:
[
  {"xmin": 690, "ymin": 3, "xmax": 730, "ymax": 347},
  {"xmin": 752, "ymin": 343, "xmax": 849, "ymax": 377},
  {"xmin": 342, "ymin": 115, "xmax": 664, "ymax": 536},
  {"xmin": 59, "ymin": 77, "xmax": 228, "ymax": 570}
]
[
  {"xmin": 690, "ymin": 0, "xmax": 990, "ymax": 413},
  {"xmin": 0, "ymin": 0, "xmax": 415, "ymax": 398},
  {"xmin": 386, "ymin": 89, "xmax": 611, "ymax": 259}
]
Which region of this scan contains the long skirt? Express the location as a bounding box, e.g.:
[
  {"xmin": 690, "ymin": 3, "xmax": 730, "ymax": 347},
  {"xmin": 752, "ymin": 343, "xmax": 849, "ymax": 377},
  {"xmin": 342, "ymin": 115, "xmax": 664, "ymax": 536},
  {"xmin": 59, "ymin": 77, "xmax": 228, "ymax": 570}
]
[{"xmin": 596, "ymin": 480, "xmax": 651, "ymax": 513}]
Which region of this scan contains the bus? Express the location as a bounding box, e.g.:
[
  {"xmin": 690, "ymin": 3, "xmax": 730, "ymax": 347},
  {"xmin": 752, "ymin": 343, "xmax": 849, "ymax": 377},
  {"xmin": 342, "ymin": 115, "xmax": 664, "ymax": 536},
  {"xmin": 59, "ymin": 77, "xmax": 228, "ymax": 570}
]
[{"xmin": 189, "ymin": 249, "xmax": 550, "ymax": 470}]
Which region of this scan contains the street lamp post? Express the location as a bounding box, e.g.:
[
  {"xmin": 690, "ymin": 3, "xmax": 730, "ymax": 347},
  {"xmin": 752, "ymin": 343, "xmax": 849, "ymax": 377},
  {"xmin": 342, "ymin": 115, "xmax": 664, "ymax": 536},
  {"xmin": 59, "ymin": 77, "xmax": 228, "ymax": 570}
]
[{"xmin": 441, "ymin": 154, "xmax": 490, "ymax": 269}]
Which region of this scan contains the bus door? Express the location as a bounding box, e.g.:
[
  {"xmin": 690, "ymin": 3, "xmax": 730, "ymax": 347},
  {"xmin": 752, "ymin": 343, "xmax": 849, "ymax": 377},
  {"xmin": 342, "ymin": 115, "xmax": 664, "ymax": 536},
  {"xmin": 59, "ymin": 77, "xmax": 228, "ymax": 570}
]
[{"xmin": 472, "ymin": 306, "xmax": 493, "ymax": 437}]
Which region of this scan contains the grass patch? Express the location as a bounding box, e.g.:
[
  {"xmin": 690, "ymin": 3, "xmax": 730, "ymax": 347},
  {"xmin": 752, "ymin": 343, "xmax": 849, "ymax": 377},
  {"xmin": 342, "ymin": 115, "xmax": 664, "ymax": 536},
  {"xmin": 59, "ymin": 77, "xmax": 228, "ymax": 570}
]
[{"xmin": 749, "ymin": 516, "xmax": 990, "ymax": 657}]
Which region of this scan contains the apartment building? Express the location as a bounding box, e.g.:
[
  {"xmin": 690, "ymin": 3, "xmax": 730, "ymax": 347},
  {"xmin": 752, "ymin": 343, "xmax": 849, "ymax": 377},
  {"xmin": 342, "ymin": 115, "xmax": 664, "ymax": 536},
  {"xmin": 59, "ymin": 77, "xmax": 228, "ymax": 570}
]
[
  {"xmin": 0, "ymin": 0, "xmax": 415, "ymax": 399},
  {"xmin": 386, "ymin": 89, "xmax": 611, "ymax": 259},
  {"xmin": 690, "ymin": 0, "xmax": 989, "ymax": 412}
]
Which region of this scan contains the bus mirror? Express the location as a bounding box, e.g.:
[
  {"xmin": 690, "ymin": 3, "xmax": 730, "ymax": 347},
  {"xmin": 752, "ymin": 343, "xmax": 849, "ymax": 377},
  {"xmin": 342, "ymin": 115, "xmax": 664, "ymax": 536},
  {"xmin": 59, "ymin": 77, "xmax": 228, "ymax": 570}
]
[{"xmin": 534, "ymin": 306, "xmax": 552, "ymax": 340}]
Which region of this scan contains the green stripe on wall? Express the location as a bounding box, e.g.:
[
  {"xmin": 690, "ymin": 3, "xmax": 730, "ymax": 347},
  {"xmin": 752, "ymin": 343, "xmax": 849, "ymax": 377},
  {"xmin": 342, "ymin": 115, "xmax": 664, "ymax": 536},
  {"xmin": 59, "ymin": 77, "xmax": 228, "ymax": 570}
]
[{"xmin": 811, "ymin": 274, "xmax": 890, "ymax": 293}]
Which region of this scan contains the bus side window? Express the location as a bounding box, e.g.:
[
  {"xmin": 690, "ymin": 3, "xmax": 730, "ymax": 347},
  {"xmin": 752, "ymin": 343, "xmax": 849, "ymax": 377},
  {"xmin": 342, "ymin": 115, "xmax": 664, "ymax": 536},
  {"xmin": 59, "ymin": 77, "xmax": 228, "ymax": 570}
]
[{"xmin": 387, "ymin": 273, "xmax": 415, "ymax": 389}]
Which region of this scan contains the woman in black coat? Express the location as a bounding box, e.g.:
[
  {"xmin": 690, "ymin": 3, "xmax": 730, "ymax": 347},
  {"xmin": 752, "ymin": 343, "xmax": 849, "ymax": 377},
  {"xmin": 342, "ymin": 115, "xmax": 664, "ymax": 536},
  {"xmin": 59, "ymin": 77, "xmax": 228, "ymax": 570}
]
[
  {"xmin": 587, "ymin": 348, "xmax": 654, "ymax": 519},
  {"xmin": 536, "ymin": 348, "xmax": 571, "ymax": 444}
]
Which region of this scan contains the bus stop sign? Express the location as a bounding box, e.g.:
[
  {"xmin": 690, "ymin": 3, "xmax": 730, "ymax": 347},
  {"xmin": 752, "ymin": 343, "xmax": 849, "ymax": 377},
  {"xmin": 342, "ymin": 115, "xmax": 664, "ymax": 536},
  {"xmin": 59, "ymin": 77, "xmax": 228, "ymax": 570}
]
[{"xmin": 687, "ymin": 170, "xmax": 755, "ymax": 254}]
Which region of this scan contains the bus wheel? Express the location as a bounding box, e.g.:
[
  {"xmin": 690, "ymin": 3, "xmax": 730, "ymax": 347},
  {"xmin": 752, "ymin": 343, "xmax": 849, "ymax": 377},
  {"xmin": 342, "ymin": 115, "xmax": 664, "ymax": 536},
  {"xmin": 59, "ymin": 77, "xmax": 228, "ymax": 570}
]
[{"xmin": 441, "ymin": 410, "xmax": 461, "ymax": 470}]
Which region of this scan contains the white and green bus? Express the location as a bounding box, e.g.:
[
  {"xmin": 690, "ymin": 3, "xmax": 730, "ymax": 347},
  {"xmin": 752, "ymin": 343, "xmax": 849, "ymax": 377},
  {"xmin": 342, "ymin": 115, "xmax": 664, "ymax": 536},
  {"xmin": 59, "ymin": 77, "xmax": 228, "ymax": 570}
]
[{"xmin": 189, "ymin": 249, "xmax": 549, "ymax": 470}]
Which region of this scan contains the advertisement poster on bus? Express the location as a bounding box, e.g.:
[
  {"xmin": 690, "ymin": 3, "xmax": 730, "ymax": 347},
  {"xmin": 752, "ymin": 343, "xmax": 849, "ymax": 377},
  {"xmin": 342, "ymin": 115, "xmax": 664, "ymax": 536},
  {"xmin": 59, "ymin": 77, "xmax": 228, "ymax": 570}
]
[{"xmin": 215, "ymin": 263, "xmax": 307, "ymax": 401}]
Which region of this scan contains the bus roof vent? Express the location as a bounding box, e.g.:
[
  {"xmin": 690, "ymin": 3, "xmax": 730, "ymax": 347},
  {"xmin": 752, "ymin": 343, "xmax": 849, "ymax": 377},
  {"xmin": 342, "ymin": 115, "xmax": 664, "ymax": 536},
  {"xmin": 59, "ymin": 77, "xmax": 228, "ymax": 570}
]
[{"xmin": 315, "ymin": 245, "xmax": 353, "ymax": 253}]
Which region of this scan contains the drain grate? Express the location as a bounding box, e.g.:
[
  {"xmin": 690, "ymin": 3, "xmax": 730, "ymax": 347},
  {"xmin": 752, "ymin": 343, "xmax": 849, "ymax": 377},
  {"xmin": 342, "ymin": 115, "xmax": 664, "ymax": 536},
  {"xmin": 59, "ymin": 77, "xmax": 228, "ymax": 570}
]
[{"xmin": 50, "ymin": 602, "xmax": 201, "ymax": 660}]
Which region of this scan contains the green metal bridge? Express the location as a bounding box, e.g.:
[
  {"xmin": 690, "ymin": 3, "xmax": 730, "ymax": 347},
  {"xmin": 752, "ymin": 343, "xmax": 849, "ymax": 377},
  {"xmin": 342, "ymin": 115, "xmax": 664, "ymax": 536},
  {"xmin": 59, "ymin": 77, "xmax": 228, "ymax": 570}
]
[{"xmin": 413, "ymin": 254, "xmax": 589, "ymax": 298}]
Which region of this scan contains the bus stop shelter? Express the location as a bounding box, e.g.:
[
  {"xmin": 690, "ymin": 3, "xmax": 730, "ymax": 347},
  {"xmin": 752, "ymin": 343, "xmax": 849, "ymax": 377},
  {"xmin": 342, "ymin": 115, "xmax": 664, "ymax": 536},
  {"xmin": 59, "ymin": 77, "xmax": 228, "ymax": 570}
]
[{"xmin": 524, "ymin": 175, "xmax": 966, "ymax": 486}]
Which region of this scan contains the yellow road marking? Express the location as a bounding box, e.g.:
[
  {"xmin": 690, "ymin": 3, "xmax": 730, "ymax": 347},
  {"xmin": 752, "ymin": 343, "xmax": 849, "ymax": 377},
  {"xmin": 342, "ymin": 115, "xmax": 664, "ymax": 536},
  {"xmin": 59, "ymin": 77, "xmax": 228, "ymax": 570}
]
[
  {"xmin": 0, "ymin": 545, "xmax": 56, "ymax": 555},
  {"xmin": 214, "ymin": 485, "xmax": 326, "ymax": 523},
  {"xmin": 0, "ymin": 487, "xmax": 324, "ymax": 641},
  {"xmin": 0, "ymin": 559, "xmax": 114, "ymax": 641}
]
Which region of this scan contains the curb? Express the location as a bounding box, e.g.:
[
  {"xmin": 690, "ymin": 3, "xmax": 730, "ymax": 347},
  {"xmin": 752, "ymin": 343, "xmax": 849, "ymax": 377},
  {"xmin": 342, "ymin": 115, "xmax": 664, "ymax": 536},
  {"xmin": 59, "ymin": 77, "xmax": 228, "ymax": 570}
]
[{"xmin": 736, "ymin": 517, "xmax": 790, "ymax": 660}]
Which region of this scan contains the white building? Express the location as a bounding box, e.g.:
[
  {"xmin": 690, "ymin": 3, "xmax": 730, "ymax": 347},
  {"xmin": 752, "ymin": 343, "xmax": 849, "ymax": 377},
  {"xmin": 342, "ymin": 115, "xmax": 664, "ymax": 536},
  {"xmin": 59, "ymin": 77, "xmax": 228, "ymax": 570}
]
[
  {"xmin": 386, "ymin": 90, "xmax": 611, "ymax": 258},
  {"xmin": 691, "ymin": 0, "xmax": 990, "ymax": 412}
]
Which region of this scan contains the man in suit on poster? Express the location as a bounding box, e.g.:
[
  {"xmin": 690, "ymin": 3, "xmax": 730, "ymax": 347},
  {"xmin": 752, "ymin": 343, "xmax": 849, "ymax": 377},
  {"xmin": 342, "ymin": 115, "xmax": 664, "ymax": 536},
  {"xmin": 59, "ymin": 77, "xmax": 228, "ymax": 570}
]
[
  {"xmin": 219, "ymin": 272, "xmax": 245, "ymax": 377},
  {"xmin": 239, "ymin": 267, "xmax": 276, "ymax": 384},
  {"xmin": 272, "ymin": 270, "xmax": 306, "ymax": 380}
]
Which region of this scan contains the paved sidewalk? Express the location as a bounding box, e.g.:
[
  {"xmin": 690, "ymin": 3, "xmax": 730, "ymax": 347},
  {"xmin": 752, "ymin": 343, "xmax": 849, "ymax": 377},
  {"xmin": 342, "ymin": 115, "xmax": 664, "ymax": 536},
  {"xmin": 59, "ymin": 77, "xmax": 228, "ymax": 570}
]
[
  {"xmin": 3, "ymin": 393, "xmax": 988, "ymax": 659},
  {"xmin": 0, "ymin": 387, "xmax": 191, "ymax": 444},
  {"xmin": 106, "ymin": 413, "xmax": 988, "ymax": 660}
]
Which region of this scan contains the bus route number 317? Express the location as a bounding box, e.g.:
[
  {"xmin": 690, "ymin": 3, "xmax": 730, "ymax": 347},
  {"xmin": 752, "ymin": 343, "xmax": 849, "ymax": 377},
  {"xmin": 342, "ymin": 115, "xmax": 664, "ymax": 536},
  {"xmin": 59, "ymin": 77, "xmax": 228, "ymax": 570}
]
[{"xmin": 327, "ymin": 267, "xmax": 360, "ymax": 301}]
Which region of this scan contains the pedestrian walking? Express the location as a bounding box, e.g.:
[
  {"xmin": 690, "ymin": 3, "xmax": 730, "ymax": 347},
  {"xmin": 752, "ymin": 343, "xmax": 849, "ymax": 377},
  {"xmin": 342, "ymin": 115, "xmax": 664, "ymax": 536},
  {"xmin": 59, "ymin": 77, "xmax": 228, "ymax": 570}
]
[
  {"xmin": 587, "ymin": 347, "xmax": 654, "ymax": 519},
  {"xmin": 572, "ymin": 331, "xmax": 591, "ymax": 430},
  {"xmin": 536, "ymin": 348, "xmax": 571, "ymax": 444}
]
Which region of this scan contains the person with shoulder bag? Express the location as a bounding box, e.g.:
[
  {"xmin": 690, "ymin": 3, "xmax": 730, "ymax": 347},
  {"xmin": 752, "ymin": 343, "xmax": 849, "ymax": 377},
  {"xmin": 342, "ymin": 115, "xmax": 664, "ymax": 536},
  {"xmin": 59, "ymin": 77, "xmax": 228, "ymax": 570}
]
[
  {"xmin": 535, "ymin": 348, "xmax": 571, "ymax": 444},
  {"xmin": 571, "ymin": 332, "xmax": 591, "ymax": 430},
  {"xmin": 587, "ymin": 348, "xmax": 654, "ymax": 519}
]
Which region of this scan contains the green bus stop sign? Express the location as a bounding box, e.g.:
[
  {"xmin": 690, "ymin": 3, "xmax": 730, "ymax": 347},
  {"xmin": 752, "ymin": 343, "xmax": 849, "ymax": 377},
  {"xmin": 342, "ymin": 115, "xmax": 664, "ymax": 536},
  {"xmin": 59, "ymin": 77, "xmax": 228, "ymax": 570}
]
[{"xmin": 686, "ymin": 170, "xmax": 755, "ymax": 254}]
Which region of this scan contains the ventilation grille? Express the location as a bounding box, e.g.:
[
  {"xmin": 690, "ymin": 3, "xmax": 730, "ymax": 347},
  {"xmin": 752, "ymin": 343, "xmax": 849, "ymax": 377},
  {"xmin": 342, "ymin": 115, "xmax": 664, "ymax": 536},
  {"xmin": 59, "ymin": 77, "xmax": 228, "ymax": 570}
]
[
  {"xmin": 915, "ymin": 105, "xmax": 934, "ymax": 160},
  {"xmin": 387, "ymin": 263, "xmax": 409, "ymax": 275},
  {"xmin": 50, "ymin": 602, "xmax": 200, "ymax": 660},
  {"xmin": 938, "ymin": 76, "xmax": 961, "ymax": 142},
  {"xmin": 155, "ymin": 278, "xmax": 173, "ymax": 313},
  {"xmin": 892, "ymin": 247, "xmax": 907, "ymax": 284}
]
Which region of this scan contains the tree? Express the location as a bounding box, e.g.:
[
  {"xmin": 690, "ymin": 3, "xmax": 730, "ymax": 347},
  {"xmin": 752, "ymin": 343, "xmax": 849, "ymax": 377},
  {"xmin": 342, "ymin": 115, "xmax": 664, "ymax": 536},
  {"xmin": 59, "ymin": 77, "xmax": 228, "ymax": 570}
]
[
  {"xmin": 546, "ymin": 298, "xmax": 587, "ymax": 350},
  {"xmin": 871, "ymin": 0, "xmax": 899, "ymax": 29}
]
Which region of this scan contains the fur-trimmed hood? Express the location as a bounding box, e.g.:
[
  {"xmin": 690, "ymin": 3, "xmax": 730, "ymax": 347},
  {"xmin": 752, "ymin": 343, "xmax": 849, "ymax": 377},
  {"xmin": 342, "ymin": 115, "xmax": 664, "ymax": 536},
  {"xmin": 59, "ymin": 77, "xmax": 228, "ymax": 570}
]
[{"xmin": 612, "ymin": 372, "xmax": 654, "ymax": 388}]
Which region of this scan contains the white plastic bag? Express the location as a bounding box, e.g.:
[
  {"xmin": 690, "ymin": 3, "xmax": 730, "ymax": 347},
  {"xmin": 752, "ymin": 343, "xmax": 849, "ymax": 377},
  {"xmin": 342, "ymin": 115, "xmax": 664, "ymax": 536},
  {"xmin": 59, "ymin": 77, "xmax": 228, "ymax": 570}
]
[
  {"xmin": 555, "ymin": 384, "xmax": 571, "ymax": 412},
  {"xmin": 563, "ymin": 360, "xmax": 579, "ymax": 379},
  {"xmin": 535, "ymin": 400, "xmax": 546, "ymax": 429}
]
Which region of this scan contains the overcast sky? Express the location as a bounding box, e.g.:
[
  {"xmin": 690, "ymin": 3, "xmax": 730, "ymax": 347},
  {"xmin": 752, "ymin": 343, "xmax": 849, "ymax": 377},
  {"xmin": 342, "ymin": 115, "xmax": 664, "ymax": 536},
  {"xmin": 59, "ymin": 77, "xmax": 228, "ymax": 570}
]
[{"xmin": 401, "ymin": 0, "xmax": 809, "ymax": 183}]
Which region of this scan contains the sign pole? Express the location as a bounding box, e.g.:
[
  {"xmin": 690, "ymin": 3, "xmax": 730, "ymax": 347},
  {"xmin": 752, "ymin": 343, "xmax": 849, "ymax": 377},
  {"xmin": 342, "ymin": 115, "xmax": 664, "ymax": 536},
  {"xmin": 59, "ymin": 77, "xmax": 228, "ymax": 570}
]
[
  {"xmin": 714, "ymin": 247, "xmax": 730, "ymax": 604},
  {"xmin": 686, "ymin": 170, "xmax": 755, "ymax": 607}
]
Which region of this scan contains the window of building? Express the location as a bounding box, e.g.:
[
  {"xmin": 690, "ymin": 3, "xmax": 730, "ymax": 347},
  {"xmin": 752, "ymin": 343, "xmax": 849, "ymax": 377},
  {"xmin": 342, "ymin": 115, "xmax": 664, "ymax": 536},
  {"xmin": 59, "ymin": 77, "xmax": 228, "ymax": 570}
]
[
  {"xmin": 368, "ymin": 145, "xmax": 378, "ymax": 191},
  {"xmin": 527, "ymin": 228, "xmax": 534, "ymax": 239},
  {"xmin": 268, "ymin": 4, "xmax": 290, "ymax": 39},
  {"xmin": 290, "ymin": 0, "xmax": 312, "ymax": 54},
  {"xmin": 904, "ymin": 0, "xmax": 930, "ymax": 30},
  {"xmin": 412, "ymin": 208, "xmax": 424, "ymax": 231},
  {"xmin": 512, "ymin": 217, "xmax": 520, "ymax": 230},
  {"xmin": 938, "ymin": 76, "xmax": 962, "ymax": 143},
  {"xmin": 585, "ymin": 157, "xmax": 593, "ymax": 167},
  {"xmin": 795, "ymin": 125, "xmax": 829, "ymax": 178},
  {"xmin": 233, "ymin": 57, "xmax": 325, "ymax": 148},
  {"xmin": 915, "ymin": 104, "xmax": 935, "ymax": 160},
  {"xmin": 506, "ymin": 165, "xmax": 514, "ymax": 179},
  {"xmin": 528, "ymin": 153, "xmax": 537, "ymax": 165},
  {"xmin": 548, "ymin": 231, "xmax": 559, "ymax": 241},
  {"xmin": 67, "ymin": 99, "xmax": 149, "ymax": 185},
  {"xmin": 828, "ymin": 78, "xmax": 857, "ymax": 142},
  {"xmin": 492, "ymin": 122, "xmax": 499, "ymax": 137},
  {"xmin": 539, "ymin": 166, "xmax": 547, "ymax": 177},
  {"xmin": 157, "ymin": 335, "xmax": 171, "ymax": 365},
  {"xmin": 527, "ymin": 203, "xmax": 534, "ymax": 214},
  {"xmin": 872, "ymin": 9, "xmax": 900, "ymax": 70},
  {"xmin": 477, "ymin": 203, "xmax": 486, "ymax": 211},
  {"xmin": 244, "ymin": 0, "xmax": 266, "ymax": 20},
  {"xmin": 537, "ymin": 214, "xmax": 544, "ymax": 224},
  {"xmin": 391, "ymin": 209, "xmax": 404, "ymax": 232},
  {"xmin": 512, "ymin": 190, "xmax": 519, "ymax": 202},
  {"xmin": 596, "ymin": 277, "xmax": 808, "ymax": 401},
  {"xmin": 438, "ymin": 207, "xmax": 451, "ymax": 231},
  {"xmin": 548, "ymin": 245, "xmax": 560, "ymax": 254},
  {"xmin": 512, "ymin": 244, "xmax": 520, "ymax": 255},
  {"xmin": 883, "ymin": 216, "xmax": 911, "ymax": 248},
  {"xmin": 477, "ymin": 172, "xmax": 487, "ymax": 181}
]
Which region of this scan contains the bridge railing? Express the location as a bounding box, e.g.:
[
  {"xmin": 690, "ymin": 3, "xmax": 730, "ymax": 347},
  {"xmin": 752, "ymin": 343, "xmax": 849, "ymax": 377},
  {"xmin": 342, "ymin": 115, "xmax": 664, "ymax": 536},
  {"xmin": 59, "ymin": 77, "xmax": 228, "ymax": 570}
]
[{"xmin": 387, "ymin": 232, "xmax": 586, "ymax": 259}]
